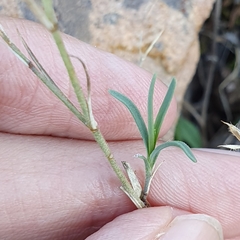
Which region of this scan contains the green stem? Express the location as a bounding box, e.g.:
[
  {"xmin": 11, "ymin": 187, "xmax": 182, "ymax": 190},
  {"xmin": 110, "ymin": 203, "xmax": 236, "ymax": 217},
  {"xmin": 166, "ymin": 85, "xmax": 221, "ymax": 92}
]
[
  {"xmin": 41, "ymin": 1, "xmax": 144, "ymax": 205},
  {"xmin": 19, "ymin": 0, "xmax": 146, "ymax": 209},
  {"xmin": 41, "ymin": 0, "xmax": 89, "ymax": 123},
  {"xmin": 142, "ymin": 175, "xmax": 152, "ymax": 201},
  {"xmin": 92, "ymin": 128, "xmax": 145, "ymax": 208},
  {"xmin": 141, "ymin": 157, "xmax": 153, "ymax": 206},
  {"xmin": 0, "ymin": 26, "xmax": 86, "ymax": 124}
]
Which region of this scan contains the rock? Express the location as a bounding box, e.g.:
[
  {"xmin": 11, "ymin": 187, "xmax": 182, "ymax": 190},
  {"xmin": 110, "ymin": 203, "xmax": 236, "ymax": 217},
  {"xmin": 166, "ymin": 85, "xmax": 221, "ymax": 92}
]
[{"xmin": 0, "ymin": 0, "xmax": 216, "ymax": 138}]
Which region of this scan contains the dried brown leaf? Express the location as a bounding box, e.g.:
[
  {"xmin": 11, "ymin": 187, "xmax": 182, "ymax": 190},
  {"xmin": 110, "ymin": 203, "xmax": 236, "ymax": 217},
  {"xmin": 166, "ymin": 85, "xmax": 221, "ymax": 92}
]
[{"xmin": 222, "ymin": 121, "xmax": 240, "ymax": 141}]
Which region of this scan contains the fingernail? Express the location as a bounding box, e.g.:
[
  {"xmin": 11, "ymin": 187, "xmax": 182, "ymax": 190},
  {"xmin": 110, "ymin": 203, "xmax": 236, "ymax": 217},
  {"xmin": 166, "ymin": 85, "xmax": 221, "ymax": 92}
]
[{"xmin": 156, "ymin": 214, "xmax": 223, "ymax": 240}]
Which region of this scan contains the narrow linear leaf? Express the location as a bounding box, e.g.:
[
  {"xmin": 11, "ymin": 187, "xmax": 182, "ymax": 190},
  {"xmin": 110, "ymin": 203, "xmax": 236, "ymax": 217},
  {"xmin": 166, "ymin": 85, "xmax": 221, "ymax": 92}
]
[
  {"xmin": 109, "ymin": 90, "xmax": 149, "ymax": 152},
  {"xmin": 70, "ymin": 55, "xmax": 98, "ymax": 130},
  {"xmin": 154, "ymin": 78, "xmax": 176, "ymax": 145},
  {"xmin": 19, "ymin": 35, "xmax": 86, "ymax": 124},
  {"xmin": 134, "ymin": 154, "xmax": 152, "ymax": 174},
  {"xmin": 28, "ymin": 0, "xmax": 89, "ymax": 118},
  {"xmin": 20, "ymin": 34, "xmax": 58, "ymax": 87},
  {"xmin": 150, "ymin": 140, "xmax": 197, "ymax": 169},
  {"xmin": 148, "ymin": 74, "xmax": 157, "ymax": 155},
  {"xmin": 134, "ymin": 153, "xmax": 148, "ymax": 162},
  {"xmin": 0, "ymin": 26, "xmax": 85, "ymax": 124},
  {"xmin": 0, "ymin": 25, "xmax": 29, "ymax": 67}
]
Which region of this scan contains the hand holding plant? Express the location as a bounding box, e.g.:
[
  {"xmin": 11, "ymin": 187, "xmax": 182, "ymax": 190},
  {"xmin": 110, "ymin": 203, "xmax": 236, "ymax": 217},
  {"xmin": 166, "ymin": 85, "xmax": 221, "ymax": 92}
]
[
  {"xmin": 110, "ymin": 75, "xmax": 197, "ymax": 205},
  {"xmin": 0, "ymin": 0, "xmax": 196, "ymax": 208},
  {"xmin": 1, "ymin": 17, "xmax": 238, "ymax": 240}
]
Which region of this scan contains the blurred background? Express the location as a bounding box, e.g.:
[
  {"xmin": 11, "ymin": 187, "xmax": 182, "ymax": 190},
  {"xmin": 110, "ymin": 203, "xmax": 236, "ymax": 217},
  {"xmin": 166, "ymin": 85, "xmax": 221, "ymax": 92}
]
[{"xmin": 176, "ymin": 0, "xmax": 240, "ymax": 149}]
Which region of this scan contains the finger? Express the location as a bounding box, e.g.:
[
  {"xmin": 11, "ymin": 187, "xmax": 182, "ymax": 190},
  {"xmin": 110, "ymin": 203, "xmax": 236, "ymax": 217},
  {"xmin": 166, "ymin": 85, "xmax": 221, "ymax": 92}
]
[
  {"xmin": 86, "ymin": 206, "xmax": 176, "ymax": 240},
  {"xmin": 149, "ymin": 148, "xmax": 240, "ymax": 240},
  {"xmin": 87, "ymin": 208, "xmax": 223, "ymax": 240},
  {"xmin": 0, "ymin": 17, "xmax": 176, "ymax": 140},
  {"xmin": 0, "ymin": 133, "xmax": 239, "ymax": 239},
  {"xmin": 0, "ymin": 133, "xmax": 140, "ymax": 239}
]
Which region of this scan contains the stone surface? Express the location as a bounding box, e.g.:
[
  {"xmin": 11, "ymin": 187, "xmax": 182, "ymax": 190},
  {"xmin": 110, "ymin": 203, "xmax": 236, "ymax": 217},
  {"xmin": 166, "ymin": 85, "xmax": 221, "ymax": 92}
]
[{"xmin": 0, "ymin": 0, "xmax": 216, "ymax": 138}]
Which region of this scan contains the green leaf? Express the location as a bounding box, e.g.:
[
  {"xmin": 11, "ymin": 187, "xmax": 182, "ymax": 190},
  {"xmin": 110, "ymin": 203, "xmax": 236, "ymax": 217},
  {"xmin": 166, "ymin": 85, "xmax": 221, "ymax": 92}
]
[
  {"xmin": 16, "ymin": 32, "xmax": 86, "ymax": 124},
  {"xmin": 149, "ymin": 140, "xmax": 197, "ymax": 169},
  {"xmin": 109, "ymin": 90, "xmax": 149, "ymax": 153},
  {"xmin": 174, "ymin": 116, "xmax": 202, "ymax": 148},
  {"xmin": 135, "ymin": 154, "xmax": 152, "ymax": 174},
  {"xmin": 154, "ymin": 78, "xmax": 176, "ymax": 146},
  {"xmin": 148, "ymin": 74, "xmax": 157, "ymax": 155}
]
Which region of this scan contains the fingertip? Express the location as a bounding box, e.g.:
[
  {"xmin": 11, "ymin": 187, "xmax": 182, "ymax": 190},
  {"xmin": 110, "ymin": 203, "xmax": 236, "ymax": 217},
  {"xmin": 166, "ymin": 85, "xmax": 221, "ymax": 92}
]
[
  {"xmin": 86, "ymin": 206, "xmax": 174, "ymax": 240},
  {"xmin": 159, "ymin": 214, "xmax": 223, "ymax": 240}
]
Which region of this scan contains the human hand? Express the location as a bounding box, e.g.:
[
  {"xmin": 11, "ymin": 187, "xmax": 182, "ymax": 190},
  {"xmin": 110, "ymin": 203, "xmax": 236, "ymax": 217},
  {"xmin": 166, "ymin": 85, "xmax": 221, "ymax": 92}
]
[{"xmin": 0, "ymin": 17, "xmax": 239, "ymax": 240}]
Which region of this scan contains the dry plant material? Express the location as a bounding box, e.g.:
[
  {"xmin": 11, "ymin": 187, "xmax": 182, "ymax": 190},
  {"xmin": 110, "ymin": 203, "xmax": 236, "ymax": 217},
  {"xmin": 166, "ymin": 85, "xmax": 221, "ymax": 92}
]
[{"xmin": 219, "ymin": 121, "xmax": 240, "ymax": 150}]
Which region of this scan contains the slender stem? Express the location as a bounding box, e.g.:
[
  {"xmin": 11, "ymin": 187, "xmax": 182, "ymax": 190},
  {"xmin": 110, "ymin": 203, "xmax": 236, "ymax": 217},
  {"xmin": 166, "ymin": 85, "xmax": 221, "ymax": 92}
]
[
  {"xmin": 23, "ymin": 0, "xmax": 54, "ymax": 30},
  {"xmin": 92, "ymin": 128, "xmax": 145, "ymax": 208},
  {"xmin": 28, "ymin": 0, "xmax": 90, "ymax": 123},
  {"xmin": 52, "ymin": 30, "xmax": 90, "ymax": 121},
  {"xmin": 201, "ymin": 0, "xmax": 222, "ymax": 145},
  {"xmin": 0, "ymin": 26, "xmax": 85, "ymax": 124},
  {"xmin": 141, "ymin": 176, "xmax": 152, "ymax": 207},
  {"xmin": 141, "ymin": 157, "xmax": 152, "ymax": 206},
  {"xmin": 40, "ymin": 2, "xmax": 144, "ymax": 206},
  {"xmin": 6, "ymin": 0, "xmax": 146, "ymax": 209},
  {"xmin": 40, "ymin": 1, "xmax": 144, "ymax": 206},
  {"xmin": 41, "ymin": 0, "xmax": 56, "ymax": 24}
]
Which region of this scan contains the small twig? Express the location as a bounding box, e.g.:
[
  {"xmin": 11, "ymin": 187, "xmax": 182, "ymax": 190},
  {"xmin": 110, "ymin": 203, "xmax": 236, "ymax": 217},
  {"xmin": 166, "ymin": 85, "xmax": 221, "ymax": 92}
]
[
  {"xmin": 0, "ymin": 25, "xmax": 85, "ymax": 124},
  {"xmin": 201, "ymin": 0, "xmax": 222, "ymax": 146},
  {"xmin": 139, "ymin": 30, "xmax": 163, "ymax": 66},
  {"xmin": 219, "ymin": 47, "xmax": 240, "ymax": 121},
  {"xmin": 182, "ymin": 100, "xmax": 203, "ymax": 128},
  {"xmin": 24, "ymin": 0, "xmax": 90, "ymax": 123}
]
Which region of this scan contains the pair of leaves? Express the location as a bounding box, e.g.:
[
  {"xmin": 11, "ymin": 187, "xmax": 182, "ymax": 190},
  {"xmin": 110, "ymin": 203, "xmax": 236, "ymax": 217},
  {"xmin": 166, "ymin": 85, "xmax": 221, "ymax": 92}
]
[
  {"xmin": 109, "ymin": 74, "xmax": 174, "ymax": 156},
  {"xmin": 109, "ymin": 75, "xmax": 197, "ymax": 173}
]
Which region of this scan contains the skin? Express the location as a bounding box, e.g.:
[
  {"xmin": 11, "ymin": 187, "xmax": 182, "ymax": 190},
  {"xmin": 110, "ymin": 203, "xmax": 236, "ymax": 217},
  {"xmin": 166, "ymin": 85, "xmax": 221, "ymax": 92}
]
[{"xmin": 0, "ymin": 17, "xmax": 240, "ymax": 240}]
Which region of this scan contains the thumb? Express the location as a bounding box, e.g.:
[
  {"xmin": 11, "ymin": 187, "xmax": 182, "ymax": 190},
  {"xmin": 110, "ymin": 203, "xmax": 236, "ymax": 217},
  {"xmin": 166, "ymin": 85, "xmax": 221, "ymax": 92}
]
[
  {"xmin": 159, "ymin": 214, "xmax": 223, "ymax": 240},
  {"xmin": 86, "ymin": 207, "xmax": 223, "ymax": 240}
]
